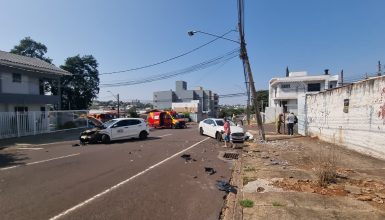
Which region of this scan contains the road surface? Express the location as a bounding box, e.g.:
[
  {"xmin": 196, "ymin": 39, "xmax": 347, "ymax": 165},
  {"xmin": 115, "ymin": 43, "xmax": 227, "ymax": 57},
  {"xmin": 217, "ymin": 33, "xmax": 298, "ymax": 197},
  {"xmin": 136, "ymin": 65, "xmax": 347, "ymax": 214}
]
[{"xmin": 0, "ymin": 125, "xmax": 238, "ymax": 220}]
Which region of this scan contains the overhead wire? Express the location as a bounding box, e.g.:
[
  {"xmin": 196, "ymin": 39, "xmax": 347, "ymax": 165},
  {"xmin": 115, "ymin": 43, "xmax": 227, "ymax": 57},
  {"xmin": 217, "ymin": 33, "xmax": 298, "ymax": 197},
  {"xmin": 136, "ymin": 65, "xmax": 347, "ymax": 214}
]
[
  {"xmin": 99, "ymin": 30, "xmax": 237, "ymax": 75},
  {"xmin": 100, "ymin": 49, "xmax": 239, "ymax": 87}
]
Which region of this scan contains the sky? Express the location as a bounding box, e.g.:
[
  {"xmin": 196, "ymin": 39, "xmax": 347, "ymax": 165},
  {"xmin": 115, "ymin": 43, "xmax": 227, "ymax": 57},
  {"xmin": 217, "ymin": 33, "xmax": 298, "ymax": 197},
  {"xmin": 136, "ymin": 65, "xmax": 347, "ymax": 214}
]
[{"xmin": 1, "ymin": 0, "xmax": 385, "ymax": 105}]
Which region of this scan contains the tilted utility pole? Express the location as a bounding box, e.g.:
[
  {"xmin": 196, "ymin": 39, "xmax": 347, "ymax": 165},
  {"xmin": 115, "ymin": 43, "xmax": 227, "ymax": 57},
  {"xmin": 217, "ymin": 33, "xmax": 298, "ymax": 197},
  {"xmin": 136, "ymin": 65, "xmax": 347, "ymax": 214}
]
[{"xmin": 237, "ymin": 0, "xmax": 266, "ymax": 141}]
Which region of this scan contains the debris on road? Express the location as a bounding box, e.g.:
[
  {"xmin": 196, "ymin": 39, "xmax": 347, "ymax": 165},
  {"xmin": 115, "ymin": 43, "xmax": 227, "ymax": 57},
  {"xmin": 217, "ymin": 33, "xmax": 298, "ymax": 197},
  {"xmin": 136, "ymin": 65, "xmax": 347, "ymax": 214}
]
[
  {"xmin": 205, "ymin": 167, "xmax": 216, "ymax": 175},
  {"xmin": 181, "ymin": 154, "xmax": 192, "ymax": 162},
  {"xmin": 72, "ymin": 144, "xmax": 80, "ymax": 147},
  {"xmin": 216, "ymin": 180, "xmax": 237, "ymax": 193}
]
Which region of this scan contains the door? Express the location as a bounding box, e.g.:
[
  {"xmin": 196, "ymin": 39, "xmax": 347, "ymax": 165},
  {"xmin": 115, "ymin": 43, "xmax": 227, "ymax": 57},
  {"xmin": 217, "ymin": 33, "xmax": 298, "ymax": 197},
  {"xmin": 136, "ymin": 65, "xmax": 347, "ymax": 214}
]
[
  {"xmin": 110, "ymin": 119, "xmax": 130, "ymax": 140},
  {"xmin": 204, "ymin": 119, "xmax": 216, "ymax": 137},
  {"xmin": 127, "ymin": 119, "xmax": 142, "ymax": 137}
]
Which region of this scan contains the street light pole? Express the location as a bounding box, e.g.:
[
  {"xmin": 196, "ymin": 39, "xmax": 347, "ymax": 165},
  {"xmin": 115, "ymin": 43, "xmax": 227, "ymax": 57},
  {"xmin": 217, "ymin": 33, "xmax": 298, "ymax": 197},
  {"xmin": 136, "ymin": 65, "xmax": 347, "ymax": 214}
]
[
  {"xmin": 117, "ymin": 93, "xmax": 120, "ymax": 117},
  {"xmin": 107, "ymin": 91, "xmax": 120, "ymax": 117}
]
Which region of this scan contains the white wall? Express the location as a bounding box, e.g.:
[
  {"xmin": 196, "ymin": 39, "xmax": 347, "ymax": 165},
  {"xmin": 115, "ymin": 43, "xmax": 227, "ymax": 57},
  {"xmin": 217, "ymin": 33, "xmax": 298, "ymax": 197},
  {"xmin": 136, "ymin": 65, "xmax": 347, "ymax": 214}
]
[
  {"xmin": 305, "ymin": 76, "xmax": 385, "ymax": 159},
  {"xmin": 1, "ymin": 72, "xmax": 39, "ymax": 94}
]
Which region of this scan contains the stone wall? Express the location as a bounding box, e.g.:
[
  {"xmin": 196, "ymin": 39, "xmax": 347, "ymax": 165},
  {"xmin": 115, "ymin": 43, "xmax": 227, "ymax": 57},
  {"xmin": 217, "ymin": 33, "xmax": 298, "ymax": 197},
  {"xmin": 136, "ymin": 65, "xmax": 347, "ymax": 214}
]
[{"xmin": 305, "ymin": 76, "xmax": 385, "ymax": 159}]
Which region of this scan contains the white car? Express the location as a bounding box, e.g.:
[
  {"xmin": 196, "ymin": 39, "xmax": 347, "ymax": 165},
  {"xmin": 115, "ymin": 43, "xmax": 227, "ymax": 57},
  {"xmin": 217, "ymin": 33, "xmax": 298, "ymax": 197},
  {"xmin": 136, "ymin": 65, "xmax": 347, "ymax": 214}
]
[
  {"xmin": 80, "ymin": 118, "xmax": 149, "ymax": 144},
  {"xmin": 198, "ymin": 118, "xmax": 246, "ymax": 143}
]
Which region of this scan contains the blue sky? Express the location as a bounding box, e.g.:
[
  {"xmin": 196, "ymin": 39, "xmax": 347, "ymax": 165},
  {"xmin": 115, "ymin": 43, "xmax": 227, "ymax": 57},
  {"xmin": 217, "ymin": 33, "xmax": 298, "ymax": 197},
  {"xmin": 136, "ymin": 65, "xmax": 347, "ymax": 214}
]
[{"xmin": 1, "ymin": 0, "xmax": 384, "ymax": 104}]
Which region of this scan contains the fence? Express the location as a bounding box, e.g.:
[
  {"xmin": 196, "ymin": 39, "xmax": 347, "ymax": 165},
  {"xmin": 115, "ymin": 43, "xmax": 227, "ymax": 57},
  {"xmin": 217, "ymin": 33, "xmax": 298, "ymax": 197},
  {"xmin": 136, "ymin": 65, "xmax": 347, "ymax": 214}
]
[{"xmin": 0, "ymin": 110, "xmax": 89, "ymax": 139}]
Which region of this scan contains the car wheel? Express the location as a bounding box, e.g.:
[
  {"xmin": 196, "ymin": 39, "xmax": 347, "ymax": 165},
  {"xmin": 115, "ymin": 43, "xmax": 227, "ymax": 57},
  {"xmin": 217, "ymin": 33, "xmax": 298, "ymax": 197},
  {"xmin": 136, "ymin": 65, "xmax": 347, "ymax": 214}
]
[
  {"xmin": 139, "ymin": 131, "xmax": 148, "ymax": 140},
  {"xmin": 101, "ymin": 134, "xmax": 110, "ymax": 144},
  {"xmin": 199, "ymin": 127, "xmax": 204, "ymax": 135},
  {"xmin": 216, "ymin": 132, "xmax": 222, "ymax": 142}
]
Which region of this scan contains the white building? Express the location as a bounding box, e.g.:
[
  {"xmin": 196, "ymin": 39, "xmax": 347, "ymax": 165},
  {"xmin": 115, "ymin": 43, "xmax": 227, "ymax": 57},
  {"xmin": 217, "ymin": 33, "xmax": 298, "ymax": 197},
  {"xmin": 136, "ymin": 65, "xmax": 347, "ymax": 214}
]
[
  {"xmin": 264, "ymin": 70, "xmax": 339, "ymax": 122},
  {"xmin": 0, "ymin": 50, "xmax": 71, "ymax": 112}
]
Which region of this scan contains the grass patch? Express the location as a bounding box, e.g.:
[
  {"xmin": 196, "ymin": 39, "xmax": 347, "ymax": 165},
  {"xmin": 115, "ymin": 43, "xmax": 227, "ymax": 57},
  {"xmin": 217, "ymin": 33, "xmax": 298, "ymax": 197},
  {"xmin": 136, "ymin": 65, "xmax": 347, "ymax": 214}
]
[
  {"xmin": 272, "ymin": 201, "xmax": 283, "ymax": 207},
  {"xmin": 240, "ymin": 199, "xmax": 254, "ymax": 208}
]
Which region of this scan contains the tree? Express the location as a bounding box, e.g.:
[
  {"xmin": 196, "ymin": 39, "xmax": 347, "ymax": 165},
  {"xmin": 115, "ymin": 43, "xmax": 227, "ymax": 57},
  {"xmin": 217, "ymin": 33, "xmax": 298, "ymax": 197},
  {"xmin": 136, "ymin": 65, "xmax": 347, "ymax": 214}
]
[
  {"xmin": 10, "ymin": 37, "xmax": 52, "ymax": 63},
  {"xmin": 57, "ymin": 55, "xmax": 100, "ymax": 110},
  {"xmin": 252, "ymin": 90, "xmax": 269, "ymax": 113}
]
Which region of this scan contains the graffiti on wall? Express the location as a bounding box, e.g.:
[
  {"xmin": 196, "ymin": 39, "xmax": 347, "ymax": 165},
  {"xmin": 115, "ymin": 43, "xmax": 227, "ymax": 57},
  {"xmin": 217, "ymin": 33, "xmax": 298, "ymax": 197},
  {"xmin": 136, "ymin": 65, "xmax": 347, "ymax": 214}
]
[{"xmin": 378, "ymin": 88, "xmax": 385, "ymax": 124}]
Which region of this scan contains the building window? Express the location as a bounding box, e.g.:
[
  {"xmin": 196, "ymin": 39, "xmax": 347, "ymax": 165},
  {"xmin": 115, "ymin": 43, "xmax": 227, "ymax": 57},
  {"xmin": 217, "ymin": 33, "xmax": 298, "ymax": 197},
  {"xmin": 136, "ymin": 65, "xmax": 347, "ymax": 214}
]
[
  {"xmin": 281, "ymin": 84, "xmax": 290, "ymax": 89},
  {"xmin": 13, "ymin": 73, "xmax": 22, "ymax": 83},
  {"xmin": 307, "ymin": 83, "xmax": 321, "ymax": 92},
  {"xmin": 15, "ymin": 106, "xmax": 28, "ymax": 112}
]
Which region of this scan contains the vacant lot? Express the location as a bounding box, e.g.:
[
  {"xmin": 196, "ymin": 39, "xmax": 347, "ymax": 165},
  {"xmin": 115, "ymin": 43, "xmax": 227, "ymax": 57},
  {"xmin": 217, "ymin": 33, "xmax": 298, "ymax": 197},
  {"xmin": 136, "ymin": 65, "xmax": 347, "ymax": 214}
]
[{"xmin": 223, "ymin": 124, "xmax": 385, "ymax": 220}]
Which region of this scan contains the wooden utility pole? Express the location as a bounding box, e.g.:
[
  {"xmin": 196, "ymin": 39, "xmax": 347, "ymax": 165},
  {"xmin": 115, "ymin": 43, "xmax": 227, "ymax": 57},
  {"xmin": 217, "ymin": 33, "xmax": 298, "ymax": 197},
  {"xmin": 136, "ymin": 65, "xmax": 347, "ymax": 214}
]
[{"xmin": 237, "ymin": 0, "xmax": 266, "ymax": 141}]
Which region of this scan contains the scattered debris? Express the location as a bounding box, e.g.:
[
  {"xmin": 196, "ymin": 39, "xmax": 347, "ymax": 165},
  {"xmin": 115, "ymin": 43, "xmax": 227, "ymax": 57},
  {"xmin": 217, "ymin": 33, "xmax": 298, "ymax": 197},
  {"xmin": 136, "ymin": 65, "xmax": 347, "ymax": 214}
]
[
  {"xmin": 193, "ymin": 176, "xmax": 198, "ymax": 179},
  {"xmin": 216, "ymin": 180, "xmax": 237, "ymax": 193},
  {"xmin": 181, "ymin": 154, "xmax": 192, "ymax": 162},
  {"xmin": 205, "ymin": 167, "xmax": 216, "ymax": 175},
  {"xmin": 72, "ymin": 144, "xmax": 80, "ymax": 147}
]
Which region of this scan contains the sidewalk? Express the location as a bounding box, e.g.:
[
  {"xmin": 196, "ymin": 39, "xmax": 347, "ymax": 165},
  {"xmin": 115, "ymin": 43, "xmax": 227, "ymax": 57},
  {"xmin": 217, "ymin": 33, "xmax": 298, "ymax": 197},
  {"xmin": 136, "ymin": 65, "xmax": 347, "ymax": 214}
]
[
  {"xmin": 0, "ymin": 128, "xmax": 83, "ymax": 149},
  {"xmin": 222, "ymin": 124, "xmax": 385, "ymax": 220}
]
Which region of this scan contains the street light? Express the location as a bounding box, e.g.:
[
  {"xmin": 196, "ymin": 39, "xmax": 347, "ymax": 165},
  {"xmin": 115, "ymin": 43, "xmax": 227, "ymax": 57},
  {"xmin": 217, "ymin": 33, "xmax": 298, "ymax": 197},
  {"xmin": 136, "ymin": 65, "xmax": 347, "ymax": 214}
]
[
  {"xmin": 107, "ymin": 91, "xmax": 120, "ymax": 117},
  {"xmin": 187, "ymin": 30, "xmax": 240, "ymax": 44}
]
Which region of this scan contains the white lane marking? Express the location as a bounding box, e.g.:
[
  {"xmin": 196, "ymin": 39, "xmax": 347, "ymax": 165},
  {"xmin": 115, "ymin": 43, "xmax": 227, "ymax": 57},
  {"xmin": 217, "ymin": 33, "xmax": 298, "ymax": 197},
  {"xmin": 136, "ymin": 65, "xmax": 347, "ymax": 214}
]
[
  {"xmin": 16, "ymin": 147, "xmax": 44, "ymax": 150},
  {"xmin": 0, "ymin": 153, "xmax": 80, "ymax": 171},
  {"xmin": 156, "ymin": 134, "xmax": 172, "ymax": 138},
  {"xmin": 49, "ymin": 137, "xmax": 210, "ymax": 220}
]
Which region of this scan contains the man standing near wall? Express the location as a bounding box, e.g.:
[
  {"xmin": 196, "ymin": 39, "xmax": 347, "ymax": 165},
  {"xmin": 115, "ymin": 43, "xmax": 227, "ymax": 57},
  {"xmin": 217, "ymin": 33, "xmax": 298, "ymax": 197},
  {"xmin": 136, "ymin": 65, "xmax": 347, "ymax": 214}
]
[
  {"xmin": 287, "ymin": 112, "xmax": 295, "ymax": 136},
  {"xmin": 276, "ymin": 113, "xmax": 284, "ymax": 134}
]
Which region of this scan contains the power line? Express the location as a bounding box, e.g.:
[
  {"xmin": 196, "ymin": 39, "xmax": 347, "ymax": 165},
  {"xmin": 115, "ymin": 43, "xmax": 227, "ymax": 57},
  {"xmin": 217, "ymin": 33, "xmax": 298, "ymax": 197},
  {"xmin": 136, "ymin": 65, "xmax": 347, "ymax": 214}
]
[
  {"xmin": 100, "ymin": 49, "xmax": 239, "ymax": 87},
  {"xmin": 99, "ymin": 30, "xmax": 237, "ymax": 75}
]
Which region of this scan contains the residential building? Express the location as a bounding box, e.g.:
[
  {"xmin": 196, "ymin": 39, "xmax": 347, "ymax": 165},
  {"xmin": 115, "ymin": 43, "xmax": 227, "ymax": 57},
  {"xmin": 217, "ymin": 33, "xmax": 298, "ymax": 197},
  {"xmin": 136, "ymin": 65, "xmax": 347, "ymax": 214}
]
[
  {"xmin": 0, "ymin": 50, "xmax": 71, "ymax": 112},
  {"xmin": 153, "ymin": 81, "xmax": 219, "ymax": 118},
  {"xmin": 264, "ymin": 70, "xmax": 339, "ymax": 122}
]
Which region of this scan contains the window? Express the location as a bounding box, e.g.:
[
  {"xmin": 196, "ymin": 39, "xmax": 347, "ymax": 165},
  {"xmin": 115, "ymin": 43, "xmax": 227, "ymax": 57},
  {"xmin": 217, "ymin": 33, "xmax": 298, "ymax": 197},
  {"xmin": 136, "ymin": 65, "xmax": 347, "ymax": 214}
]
[
  {"xmin": 128, "ymin": 119, "xmax": 141, "ymax": 125},
  {"xmin": 13, "ymin": 73, "xmax": 21, "ymax": 83},
  {"xmin": 281, "ymin": 84, "xmax": 290, "ymax": 89},
  {"xmin": 15, "ymin": 106, "xmax": 28, "ymax": 112},
  {"xmin": 307, "ymin": 83, "xmax": 321, "ymax": 92},
  {"xmin": 115, "ymin": 120, "xmax": 130, "ymax": 127}
]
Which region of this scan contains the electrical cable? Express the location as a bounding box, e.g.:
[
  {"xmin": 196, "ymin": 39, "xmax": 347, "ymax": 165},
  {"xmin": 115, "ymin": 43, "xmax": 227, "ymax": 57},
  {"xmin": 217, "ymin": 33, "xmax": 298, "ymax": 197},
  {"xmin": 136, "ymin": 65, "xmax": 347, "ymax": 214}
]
[{"xmin": 99, "ymin": 30, "xmax": 237, "ymax": 75}]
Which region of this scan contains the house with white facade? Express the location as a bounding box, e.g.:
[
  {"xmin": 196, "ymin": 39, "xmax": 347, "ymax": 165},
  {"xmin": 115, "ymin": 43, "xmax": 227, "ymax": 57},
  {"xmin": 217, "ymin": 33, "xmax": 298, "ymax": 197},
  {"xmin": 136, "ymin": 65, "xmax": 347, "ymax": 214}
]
[
  {"xmin": 264, "ymin": 69, "xmax": 339, "ymax": 123},
  {"xmin": 0, "ymin": 50, "xmax": 71, "ymax": 112}
]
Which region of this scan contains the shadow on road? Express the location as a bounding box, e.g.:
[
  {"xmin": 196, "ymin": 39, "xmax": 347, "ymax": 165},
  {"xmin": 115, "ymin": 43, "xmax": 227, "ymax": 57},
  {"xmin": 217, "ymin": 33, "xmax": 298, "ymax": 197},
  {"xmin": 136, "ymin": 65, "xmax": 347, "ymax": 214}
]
[{"xmin": 0, "ymin": 152, "xmax": 28, "ymax": 168}]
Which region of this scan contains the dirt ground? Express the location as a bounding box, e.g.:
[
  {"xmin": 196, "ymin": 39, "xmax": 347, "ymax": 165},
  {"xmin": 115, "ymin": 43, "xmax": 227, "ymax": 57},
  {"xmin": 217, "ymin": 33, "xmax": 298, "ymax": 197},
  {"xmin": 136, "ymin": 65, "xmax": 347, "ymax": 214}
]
[{"xmin": 221, "ymin": 123, "xmax": 385, "ymax": 220}]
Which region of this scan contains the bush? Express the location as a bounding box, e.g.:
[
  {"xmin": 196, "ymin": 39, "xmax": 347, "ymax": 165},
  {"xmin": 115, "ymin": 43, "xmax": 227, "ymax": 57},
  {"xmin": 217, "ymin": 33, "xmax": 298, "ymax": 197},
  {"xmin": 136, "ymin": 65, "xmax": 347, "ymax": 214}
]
[
  {"xmin": 240, "ymin": 199, "xmax": 254, "ymax": 208},
  {"xmin": 313, "ymin": 147, "xmax": 339, "ymax": 187}
]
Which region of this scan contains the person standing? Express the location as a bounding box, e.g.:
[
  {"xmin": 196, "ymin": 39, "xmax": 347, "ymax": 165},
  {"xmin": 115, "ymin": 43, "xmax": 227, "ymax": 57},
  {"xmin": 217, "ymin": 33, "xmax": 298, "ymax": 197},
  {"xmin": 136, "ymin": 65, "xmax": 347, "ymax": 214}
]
[
  {"xmin": 276, "ymin": 113, "xmax": 284, "ymax": 134},
  {"xmin": 286, "ymin": 112, "xmax": 295, "ymax": 136},
  {"xmin": 223, "ymin": 117, "xmax": 231, "ymax": 147}
]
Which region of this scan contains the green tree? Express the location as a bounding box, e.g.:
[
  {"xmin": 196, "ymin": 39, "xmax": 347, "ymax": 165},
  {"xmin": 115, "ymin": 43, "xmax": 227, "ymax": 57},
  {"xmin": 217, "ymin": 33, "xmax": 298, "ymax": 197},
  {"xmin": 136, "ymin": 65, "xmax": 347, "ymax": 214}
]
[
  {"xmin": 10, "ymin": 37, "xmax": 52, "ymax": 63},
  {"xmin": 58, "ymin": 55, "xmax": 100, "ymax": 110},
  {"xmin": 254, "ymin": 90, "xmax": 269, "ymax": 112}
]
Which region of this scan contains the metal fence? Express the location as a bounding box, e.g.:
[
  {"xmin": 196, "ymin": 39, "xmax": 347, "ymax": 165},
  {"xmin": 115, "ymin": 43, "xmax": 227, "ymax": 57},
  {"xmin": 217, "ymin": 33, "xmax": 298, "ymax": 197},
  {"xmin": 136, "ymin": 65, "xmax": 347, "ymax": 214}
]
[{"xmin": 0, "ymin": 110, "xmax": 89, "ymax": 139}]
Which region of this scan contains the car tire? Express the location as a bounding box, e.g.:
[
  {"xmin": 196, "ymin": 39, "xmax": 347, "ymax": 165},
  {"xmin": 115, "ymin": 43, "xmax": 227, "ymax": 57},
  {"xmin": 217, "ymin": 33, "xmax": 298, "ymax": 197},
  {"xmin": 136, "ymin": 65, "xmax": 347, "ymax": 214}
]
[
  {"xmin": 199, "ymin": 127, "xmax": 204, "ymax": 135},
  {"xmin": 139, "ymin": 131, "xmax": 148, "ymax": 140},
  {"xmin": 216, "ymin": 132, "xmax": 222, "ymax": 142},
  {"xmin": 101, "ymin": 134, "xmax": 110, "ymax": 144}
]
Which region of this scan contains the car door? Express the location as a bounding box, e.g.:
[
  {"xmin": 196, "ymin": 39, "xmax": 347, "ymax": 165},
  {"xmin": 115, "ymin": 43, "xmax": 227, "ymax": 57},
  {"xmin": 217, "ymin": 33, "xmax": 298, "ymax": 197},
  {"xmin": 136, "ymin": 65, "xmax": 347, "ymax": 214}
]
[
  {"xmin": 205, "ymin": 119, "xmax": 216, "ymax": 138},
  {"xmin": 126, "ymin": 119, "xmax": 142, "ymax": 137},
  {"xmin": 110, "ymin": 120, "xmax": 130, "ymax": 140}
]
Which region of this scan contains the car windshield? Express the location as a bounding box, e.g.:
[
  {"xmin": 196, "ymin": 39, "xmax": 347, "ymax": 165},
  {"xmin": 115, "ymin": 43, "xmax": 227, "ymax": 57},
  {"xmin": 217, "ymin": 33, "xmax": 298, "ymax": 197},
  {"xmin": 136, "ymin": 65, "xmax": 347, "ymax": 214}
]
[{"xmin": 103, "ymin": 119, "xmax": 118, "ymax": 128}]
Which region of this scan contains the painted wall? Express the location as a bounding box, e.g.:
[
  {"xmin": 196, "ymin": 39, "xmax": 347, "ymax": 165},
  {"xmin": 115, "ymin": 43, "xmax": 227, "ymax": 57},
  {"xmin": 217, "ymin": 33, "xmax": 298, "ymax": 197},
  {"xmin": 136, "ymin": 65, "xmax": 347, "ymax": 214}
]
[{"xmin": 305, "ymin": 76, "xmax": 385, "ymax": 159}]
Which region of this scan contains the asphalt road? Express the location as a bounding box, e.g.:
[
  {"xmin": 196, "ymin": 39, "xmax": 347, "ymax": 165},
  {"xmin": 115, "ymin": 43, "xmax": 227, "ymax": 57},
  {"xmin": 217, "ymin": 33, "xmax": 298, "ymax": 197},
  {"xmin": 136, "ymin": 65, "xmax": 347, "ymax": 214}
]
[{"xmin": 0, "ymin": 125, "xmax": 238, "ymax": 220}]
